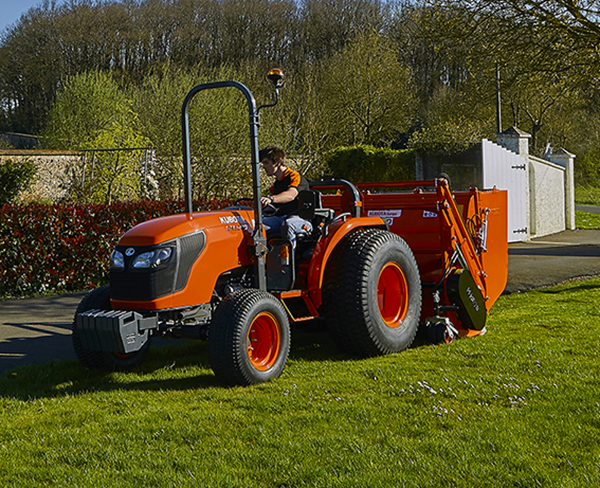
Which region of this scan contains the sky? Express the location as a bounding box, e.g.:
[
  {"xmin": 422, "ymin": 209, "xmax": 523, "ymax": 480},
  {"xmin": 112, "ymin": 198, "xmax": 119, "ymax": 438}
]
[{"xmin": 0, "ymin": 0, "xmax": 66, "ymax": 34}]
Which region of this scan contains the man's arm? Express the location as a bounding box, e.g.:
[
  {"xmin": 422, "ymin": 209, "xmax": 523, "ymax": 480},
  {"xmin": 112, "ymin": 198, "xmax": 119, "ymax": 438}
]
[{"xmin": 261, "ymin": 187, "xmax": 298, "ymax": 206}]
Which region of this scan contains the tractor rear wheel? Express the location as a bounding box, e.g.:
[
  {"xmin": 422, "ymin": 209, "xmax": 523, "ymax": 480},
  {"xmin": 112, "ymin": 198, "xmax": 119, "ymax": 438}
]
[
  {"xmin": 323, "ymin": 229, "xmax": 421, "ymax": 357},
  {"xmin": 72, "ymin": 286, "xmax": 150, "ymax": 371},
  {"xmin": 208, "ymin": 289, "xmax": 291, "ymax": 386}
]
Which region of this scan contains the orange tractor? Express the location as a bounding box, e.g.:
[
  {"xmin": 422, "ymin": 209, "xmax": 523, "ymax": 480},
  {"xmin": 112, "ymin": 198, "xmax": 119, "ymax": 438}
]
[{"xmin": 73, "ymin": 70, "xmax": 508, "ymax": 385}]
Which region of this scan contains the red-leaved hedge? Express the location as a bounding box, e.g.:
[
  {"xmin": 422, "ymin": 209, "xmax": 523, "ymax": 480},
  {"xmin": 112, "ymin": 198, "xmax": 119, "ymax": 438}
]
[{"xmin": 0, "ymin": 198, "xmax": 231, "ymax": 297}]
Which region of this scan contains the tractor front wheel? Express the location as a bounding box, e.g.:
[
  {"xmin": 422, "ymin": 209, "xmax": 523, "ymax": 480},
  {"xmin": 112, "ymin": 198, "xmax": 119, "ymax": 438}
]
[
  {"xmin": 72, "ymin": 286, "xmax": 150, "ymax": 371},
  {"xmin": 208, "ymin": 289, "xmax": 291, "ymax": 386}
]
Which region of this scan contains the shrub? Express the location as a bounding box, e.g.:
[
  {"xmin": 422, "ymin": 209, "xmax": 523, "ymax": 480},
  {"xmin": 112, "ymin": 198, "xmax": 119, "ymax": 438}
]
[
  {"xmin": 323, "ymin": 145, "xmax": 416, "ymax": 183},
  {"xmin": 0, "ymin": 158, "xmax": 36, "ymax": 204},
  {"xmin": 0, "ymin": 198, "xmax": 231, "ymax": 297},
  {"xmin": 0, "ymin": 135, "xmax": 15, "ymax": 149}
]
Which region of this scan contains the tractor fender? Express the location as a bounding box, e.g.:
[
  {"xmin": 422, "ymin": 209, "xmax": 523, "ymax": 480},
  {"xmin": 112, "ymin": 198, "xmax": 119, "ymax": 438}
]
[{"xmin": 307, "ymin": 216, "xmax": 387, "ymax": 309}]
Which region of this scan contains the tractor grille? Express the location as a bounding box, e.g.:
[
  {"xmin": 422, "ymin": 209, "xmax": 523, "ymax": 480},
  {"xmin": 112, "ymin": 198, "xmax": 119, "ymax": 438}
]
[
  {"xmin": 175, "ymin": 232, "xmax": 206, "ymax": 292},
  {"xmin": 110, "ymin": 231, "xmax": 205, "ymax": 302}
]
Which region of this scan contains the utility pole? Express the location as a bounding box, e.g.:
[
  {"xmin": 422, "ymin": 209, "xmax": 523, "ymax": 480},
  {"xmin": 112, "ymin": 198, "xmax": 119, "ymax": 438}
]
[{"xmin": 496, "ymin": 62, "xmax": 502, "ymax": 134}]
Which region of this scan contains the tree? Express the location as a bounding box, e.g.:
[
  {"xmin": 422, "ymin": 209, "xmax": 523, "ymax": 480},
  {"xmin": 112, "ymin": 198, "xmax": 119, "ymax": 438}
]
[
  {"xmin": 299, "ymin": 0, "xmax": 387, "ymax": 60},
  {"xmin": 255, "ymin": 64, "xmax": 331, "ymax": 179},
  {"xmin": 411, "ymin": 0, "xmax": 596, "ymax": 155},
  {"xmin": 85, "ymin": 119, "xmax": 153, "ymax": 204},
  {"xmin": 136, "ymin": 65, "xmax": 257, "ymax": 199},
  {"xmin": 483, "ymin": 0, "xmax": 600, "ymax": 50},
  {"xmin": 0, "ymin": 0, "xmax": 393, "ymax": 137},
  {"xmin": 0, "ymin": 1, "xmax": 63, "ymax": 133},
  {"xmin": 44, "ymin": 71, "xmax": 133, "ymax": 149},
  {"xmin": 320, "ymin": 32, "xmax": 416, "ymax": 148},
  {"xmin": 44, "ymin": 70, "xmax": 153, "ymax": 203}
]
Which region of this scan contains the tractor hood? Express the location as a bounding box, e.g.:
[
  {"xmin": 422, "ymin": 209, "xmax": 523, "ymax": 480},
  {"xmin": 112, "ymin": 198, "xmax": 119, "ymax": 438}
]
[
  {"xmin": 118, "ymin": 210, "xmax": 256, "ymax": 247},
  {"xmin": 110, "ymin": 209, "xmax": 257, "ymax": 310}
]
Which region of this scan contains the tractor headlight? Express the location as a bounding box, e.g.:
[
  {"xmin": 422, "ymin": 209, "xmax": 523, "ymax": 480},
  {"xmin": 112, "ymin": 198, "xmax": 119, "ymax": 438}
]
[
  {"xmin": 111, "ymin": 249, "xmax": 125, "ymax": 269},
  {"xmin": 132, "ymin": 247, "xmax": 173, "ymax": 269}
]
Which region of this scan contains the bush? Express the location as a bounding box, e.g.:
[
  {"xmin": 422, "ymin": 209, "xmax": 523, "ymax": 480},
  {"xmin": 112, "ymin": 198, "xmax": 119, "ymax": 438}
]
[
  {"xmin": 323, "ymin": 145, "xmax": 416, "ymax": 183},
  {"xmin": 0, "ymin": 135, "xmax": 15, "ymax": 149},
  {"xmin": 0, "ymin": 198, "xmax": 231, "ymax": 297},
  {"xmin": 0, "ymin": 158, "xmax": 36, "ymax": 204}
]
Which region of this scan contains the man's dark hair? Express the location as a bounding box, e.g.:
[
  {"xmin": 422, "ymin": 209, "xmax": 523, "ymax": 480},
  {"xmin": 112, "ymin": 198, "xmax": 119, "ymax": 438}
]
[{"xmin": 259, "ymin": 145, "xmax": 286, "ymax": 164}]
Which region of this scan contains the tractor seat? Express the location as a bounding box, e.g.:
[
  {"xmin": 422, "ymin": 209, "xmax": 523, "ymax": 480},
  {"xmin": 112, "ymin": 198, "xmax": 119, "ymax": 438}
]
[{"xmin": 296, "ymin": 190, "xmax": 335, "ymax": 223}]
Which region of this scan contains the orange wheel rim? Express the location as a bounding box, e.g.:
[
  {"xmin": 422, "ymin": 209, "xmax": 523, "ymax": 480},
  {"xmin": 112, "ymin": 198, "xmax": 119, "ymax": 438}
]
[
  {"xmin": 377, "ymin": 262, "xmax": 409, "ymax": 328},
  {"xmin": 247, "ymin": 312, "xmax": 281, "ymax": 371}
]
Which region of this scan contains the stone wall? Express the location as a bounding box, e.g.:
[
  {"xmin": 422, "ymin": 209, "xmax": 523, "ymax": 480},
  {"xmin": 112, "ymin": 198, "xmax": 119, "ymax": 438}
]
[
  {"xmin": 0, "ymin": 150, "xmax": 83, "ymax": 203},
  {"xmin": 529, "ymin": 155, "xmax": 566, "ymax": 237}
]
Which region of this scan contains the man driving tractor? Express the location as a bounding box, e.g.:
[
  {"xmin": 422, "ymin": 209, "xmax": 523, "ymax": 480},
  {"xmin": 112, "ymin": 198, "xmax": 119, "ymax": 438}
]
[{"xmin": 259, "ymin": 145, "xmax": 312, "ymax": 248}]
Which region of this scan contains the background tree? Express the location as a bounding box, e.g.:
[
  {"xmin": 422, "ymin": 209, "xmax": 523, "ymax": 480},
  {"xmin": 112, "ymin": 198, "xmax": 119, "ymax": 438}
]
[
  {"xmin": 136, "ymin": 65, "xmax": 261, "ymax": 199},
  {"xmin": 44, "ymin": 70, "xmax": 152, "ymax": 203},
  {"xmin": 320, "ymin": 32, "xmax": 416, "ymax": 148},
  {"xmin": 85, "ymin": 120, "xmax": 153, "ymax": 204},
  {"xmin": 299, "ymin": 0, "xmax": 387, "ymax": 60},
  {"xmin": 5, "ymin": 0, "xmax": 600, "ymax": 188},
  {"xmin": 0, "ymin": 1, "xmax": 62, "ymax": 133},
  {"xmin": 44, "ymin": 71, "xmax": 134, "ymax": 149},
  {"xmin": 419, "ymin": 0, "xmax": 599, "ymax": 156}
]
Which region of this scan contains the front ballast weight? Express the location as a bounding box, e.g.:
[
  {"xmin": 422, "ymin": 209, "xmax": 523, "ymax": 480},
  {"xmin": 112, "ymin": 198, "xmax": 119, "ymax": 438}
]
[{"xmin": 75, "ymin": 309, "xmax": 155, "ymax": 354}]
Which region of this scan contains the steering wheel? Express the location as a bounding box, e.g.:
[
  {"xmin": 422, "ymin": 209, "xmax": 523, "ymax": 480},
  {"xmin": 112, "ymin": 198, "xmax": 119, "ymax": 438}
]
[
  {"xmin": 233, "ymin": 197, "xmax": 277, "ymax": 216},
  {"xmin": 234, "ymin": 197, "xmax": 253, "ymax": 207},
  {"xmin": 225, "ymin": 197, "xmax": 253, "ymax": 211},
  {"xmin": 263, "ymin": 202, "xmax": 277, "ymax": 216}
]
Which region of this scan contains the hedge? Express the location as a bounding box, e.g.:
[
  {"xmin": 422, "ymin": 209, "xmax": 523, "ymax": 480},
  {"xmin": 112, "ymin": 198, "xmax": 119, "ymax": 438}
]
[
  {"xmin": 0, "ymin": 198, "xmax": 231, "ymax": 298},
  {"xmin": 323, "ymin": 145, "xmax": 415, "ymax": 183}
]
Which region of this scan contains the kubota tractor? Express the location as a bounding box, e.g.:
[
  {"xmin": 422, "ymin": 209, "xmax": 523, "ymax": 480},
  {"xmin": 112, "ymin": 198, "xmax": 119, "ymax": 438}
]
[{"xmin": 73, "ymin": 70, "xmax": 508, "ymax": 385}]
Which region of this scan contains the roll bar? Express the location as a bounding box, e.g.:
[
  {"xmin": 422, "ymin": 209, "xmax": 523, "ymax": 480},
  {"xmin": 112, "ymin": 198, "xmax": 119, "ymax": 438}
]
[{"xmin": 180, "ymin": 70, "xmax": 283, "ymax": 290}]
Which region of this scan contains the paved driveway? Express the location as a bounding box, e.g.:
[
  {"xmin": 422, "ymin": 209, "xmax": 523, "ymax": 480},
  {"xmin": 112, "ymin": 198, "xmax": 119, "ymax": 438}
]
[
  {"xmin": 505, "ymin": 228, "xmax": 600, "ymax": 293},
  {"xmin": 0, "ymin": 293, "xmax": 84, "ymax": 372},
  {"xmin": 2, "ymin": 228, "xmax": 600, "ymax": 372}
]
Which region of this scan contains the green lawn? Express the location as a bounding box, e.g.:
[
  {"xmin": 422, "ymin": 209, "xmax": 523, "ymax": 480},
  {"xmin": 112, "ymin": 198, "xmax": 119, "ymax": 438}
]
[
  {"xmin": 575, "ymin": 186, "xmax": 600, "ymax": 229},
  {"xmin": 576, "ymin": 210, "xmax": 600, "ymax": 229},
  {"xmin": 2, "ymin": 278, "xmax": 600, "ymax": 486}
]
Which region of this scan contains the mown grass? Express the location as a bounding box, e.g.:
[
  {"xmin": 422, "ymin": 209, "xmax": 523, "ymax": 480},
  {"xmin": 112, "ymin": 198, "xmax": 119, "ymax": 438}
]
[
  {"xmin": 576, "ymin": 210, "xmax": 600, "ymax": 229},
  {"xmin": 574, "ymin": 186, "xmax": 600, "ymax": 229},
  {"xmin": 2, "ymin": 279, "xmax": 600, "ymax": 487}
]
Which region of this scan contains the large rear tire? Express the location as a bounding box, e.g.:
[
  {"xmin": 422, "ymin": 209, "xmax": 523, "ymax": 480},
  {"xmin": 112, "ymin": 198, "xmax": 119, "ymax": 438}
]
[
  {"xmin": 323, "ymin": 229, "xmax": 421, "ymax": 357},
  {"xmin": 208, "ymin": 289, "xmax": 291, "ymax": 386},
  {"xmin": 72, "ymin": 286, "xmax": 150, "ymax": 371}
]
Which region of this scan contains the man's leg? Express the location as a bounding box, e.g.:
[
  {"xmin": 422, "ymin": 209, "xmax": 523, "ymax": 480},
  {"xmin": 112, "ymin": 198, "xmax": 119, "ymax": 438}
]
[
  {"xmin": 283, "ymin": 215, "xmax": 312, "ymax": 250},
  {"xmin": 262, "ymin": 215, "xmax": 285, "ymax": 240}
]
